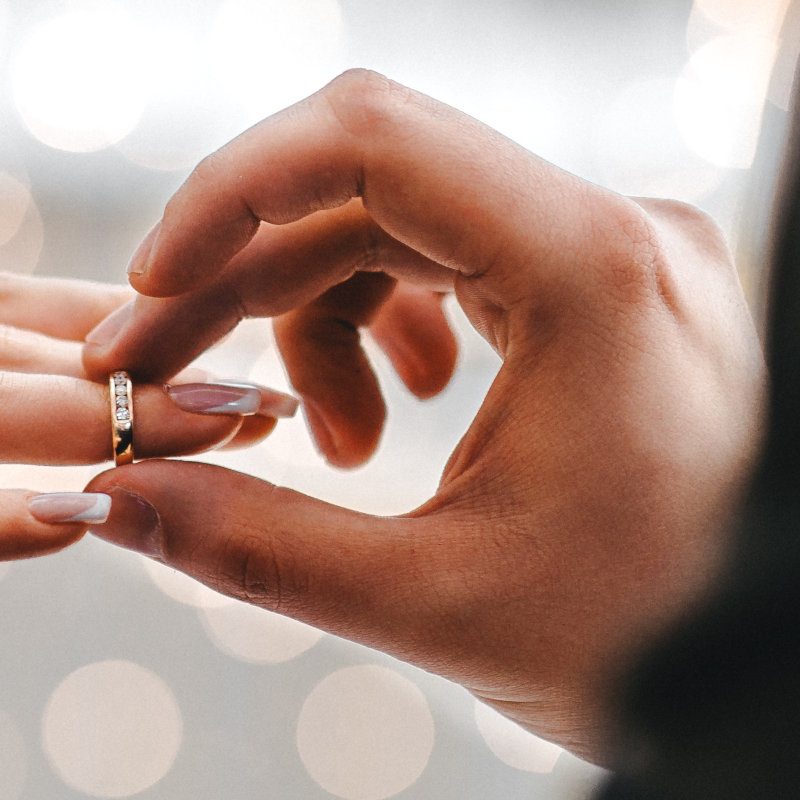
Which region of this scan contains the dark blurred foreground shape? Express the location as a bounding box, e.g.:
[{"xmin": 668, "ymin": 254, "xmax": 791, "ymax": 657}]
[{"xmin": 600, "ymin": 74, "xmax": 800, "ymax": 800}]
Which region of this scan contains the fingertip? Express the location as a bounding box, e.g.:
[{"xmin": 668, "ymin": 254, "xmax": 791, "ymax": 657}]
[{"xmin": 303, "ymin": 398, "xmax": 383, "ymax": 469}]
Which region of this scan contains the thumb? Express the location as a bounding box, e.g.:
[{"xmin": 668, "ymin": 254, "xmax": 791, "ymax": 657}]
[{"xmin": 85, "ymin": 459, "xmax": 440, "ymax": 660}]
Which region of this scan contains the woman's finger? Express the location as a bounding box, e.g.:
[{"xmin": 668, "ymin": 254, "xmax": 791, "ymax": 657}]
[
  {"xmin": 83, "ymin": 201, "xmax": 451, "ymax": 382},
  {"xmin": 0, "ymin": 372, "xmax": 296, "ymax": 465},
  {"xmin": 0, "ymin": 271, "xmax": 132, "ymax": 340},
  {"xmin": 0, "ymin": 489, "xmax": 100, "ymax": 560},
  {"xmin": 0, "ymin": 324, "xmax": 86, "ymax": 377}
]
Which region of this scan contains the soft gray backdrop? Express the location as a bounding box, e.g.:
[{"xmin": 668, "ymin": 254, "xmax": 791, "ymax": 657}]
[{"xmin": 0, "ymin": 0, "xmax": 793, "ymax": 798}]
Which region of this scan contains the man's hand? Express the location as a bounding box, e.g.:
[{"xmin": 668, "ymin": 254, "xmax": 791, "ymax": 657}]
[{"xmin": 82, "ymin": 71, "xmax": 765, "ymax": 761}]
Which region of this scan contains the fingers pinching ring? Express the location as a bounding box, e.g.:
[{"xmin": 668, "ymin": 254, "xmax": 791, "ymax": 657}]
[{"xmin": 109, "ymin": 371, "xmax": 134, "ymax": 466}]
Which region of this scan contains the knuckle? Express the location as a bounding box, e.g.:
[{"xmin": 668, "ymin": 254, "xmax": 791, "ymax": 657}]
[
  {"xmin": 325, "ymin": 69, "xmax": 412, "ymax": 139},
  {"xmin": 216, "ymin": 529, "xmax": 308, "ymax": 615},
  {"xmin": 589, "ymin": 197, "xmax": 666, "ymax": 307}
]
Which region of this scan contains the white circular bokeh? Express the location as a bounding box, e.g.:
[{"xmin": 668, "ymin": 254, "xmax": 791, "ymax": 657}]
[
  {"xmin": 296, "ymin": 665, "xmax": 435, "ymax": 800},
  {"xmin": 211, "ymin": 0, "xmax": 345, "ymax": 120},
  {"xmin": 42, "ymin": 660, "xmax": 183, "ymax": 798},
  {"xmin": 674, "ymin": 34, "xmax": 779, "ymax": 169},
  {"xmin": 474, "ymin": 700, "xmax": 563, "ymax": 774},
  {"xmin": 143, "ymin": 558, "xmax": 232, "ymax": 609},
  {"xmin": 594, "ymin": 78, "xmax": 723, "ymax": 201},
  {"xmin": 201, "ymin": 600, "xmax": 323, "ymax": 664},
  {"xmin": 116, "ymin": 28, "xmax": 247, "ymax": 173},
  {"xmin": 11, "ymin": 8, "xmax": 150, "ymax": 152},
  {"xmin": 0, "ymin": 710, "xmax": 27, "ymax": 799}
]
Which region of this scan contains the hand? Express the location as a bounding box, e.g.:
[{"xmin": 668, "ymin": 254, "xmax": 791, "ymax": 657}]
[
  {"xmin": 82, "ymin": 71, "xmax": 765, "ymax": 761},
  {"xmin": 0, "ymin": 272, "xmax": 296, "ymax": 560}
]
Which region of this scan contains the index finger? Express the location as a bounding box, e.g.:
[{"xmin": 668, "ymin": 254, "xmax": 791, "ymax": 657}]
[{"xmin": 129, "ymin": 70, "xmax": 618, "ymax": 305}]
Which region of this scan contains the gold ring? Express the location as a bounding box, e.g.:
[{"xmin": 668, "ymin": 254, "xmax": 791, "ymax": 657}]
[{"xmin": 109, "ymin": 371, "xmax": 134, "ymax": 466}]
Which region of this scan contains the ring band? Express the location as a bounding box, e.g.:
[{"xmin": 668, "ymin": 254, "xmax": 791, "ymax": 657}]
[{"xmin": 110, "ymin": 371, "xmax": 134, "ymax": 466}]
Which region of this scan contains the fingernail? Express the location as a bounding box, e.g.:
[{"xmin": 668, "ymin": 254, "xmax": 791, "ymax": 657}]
[
  {"xmin": 28, "ymin": 493, "xmax": 111, "ymax": 524},
  {"xmin": 85, "ymin": 299, "xmax": 134, "ymax": 346},
  {"xmin": 90, "ymin": 487, "xmax": 162, "ymax": 558},
  {"xmin": 166, "ymin": 382, "xmax": 299, "ymax": 417},
  {"xmin": 127, "ymin": 221, "xmax": 161, "ymax": 276}
]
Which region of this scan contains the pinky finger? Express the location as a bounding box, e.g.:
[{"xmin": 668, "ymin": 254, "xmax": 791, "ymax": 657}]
[{"xmin": 0, "ymin": 489, "xmax": 105, "ymax": 559}]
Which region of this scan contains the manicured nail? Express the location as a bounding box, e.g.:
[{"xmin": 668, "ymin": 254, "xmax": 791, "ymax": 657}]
[
  {"xmin": 90, "ymin": 488, "xmax": 162, "ymax": 558},
  {"xmin": 28, "ymin": 493, "xmax": 111, "ymax": 524},
  {"xmin": 127, "ymin": 221, "xmax": 161, "ymax": 276},
  {"xmin": 166, "ymin": 382, "xmax": 299, "ymax": 417},
  {"xmin": 85, "ymin": 299, "xmax": 134, "ymax": 346}
]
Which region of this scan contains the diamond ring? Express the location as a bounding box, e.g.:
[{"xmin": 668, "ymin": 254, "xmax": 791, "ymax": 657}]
[{"xmin": 109, "ymin": 370, "xmax": 134, "ymax": 466}]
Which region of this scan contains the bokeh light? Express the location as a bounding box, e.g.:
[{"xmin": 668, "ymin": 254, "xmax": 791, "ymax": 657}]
[
  {"xmin": 594, "ymin": 78, "xmax": 723, "ymax": 200},
  {"xmin": 42, "ymin": 660, "xmax": 183, "ymax": 798},
  {"xmin": 143, "ymin": 557, "xmax": 232, "ymax": 609},
  {"xmin": 11, "ymin": 7, "xmax": 149, "ymax": 152},
  {"xmin": 474, "ymin": 700, "xmax": 563, "ymax": 774},
  {"xmin": 201, "ymin": 600, "xmax": 323, "ymax": 664},
  {"xmin": 674, "ymin": 33, "xmax": 779, "ymax": 169},
  {"xmin": 296, "ymin": 665, "xmax": 435, "ymax": 800},
  {"xmin": 210, "ymin": 0, "xmax": 345, "ymax": 121},
  {"xmin": 0, "ymin": 710, "xmax": 27, "ymax": 800},
  {"xmin": 694, "ymin": 0, "xmax": 789, "ymax": 37},
  {"xmin": 116, "ymin": 28, "xmax": 247, "ymax": 173}
]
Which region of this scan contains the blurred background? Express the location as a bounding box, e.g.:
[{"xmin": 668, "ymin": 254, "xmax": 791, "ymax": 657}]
[{"xmin": 0, "ymin": 1, "xmax": 796, "ymax": 798}]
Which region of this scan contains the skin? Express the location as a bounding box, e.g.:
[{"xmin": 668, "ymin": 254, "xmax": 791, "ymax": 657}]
[
  {"xmin": 0, "ymin": 272, "xmax": 283, "ymax": 560},
  {"xmin": 79, "ymin": 71, "xmax": 765, "ymax": 761}
]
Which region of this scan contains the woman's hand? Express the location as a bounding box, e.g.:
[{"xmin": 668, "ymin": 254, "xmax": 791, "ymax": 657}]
[
  {"xmin": 81, "ymin": 71, "xmax": 765, "ymax": 761},
  {"xmin": 0, "ymin": 272, "xmax": 296, "ymax": 560}
]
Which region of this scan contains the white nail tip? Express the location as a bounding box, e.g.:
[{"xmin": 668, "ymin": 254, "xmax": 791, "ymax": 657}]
[{"xmin": 28, "ymin": 493, "xmax": 112, "ymax": 524}]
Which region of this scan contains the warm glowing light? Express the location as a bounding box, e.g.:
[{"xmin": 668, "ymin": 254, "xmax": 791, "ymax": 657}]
[
  {"xmin": 674, "ymin": 34, "xmax": 779, "ymax": 169},
  {"xmin": 11, "ymin": 8, "xmax": 150, "ymax": 152},
  {"xmin": 42, "ymin": 660, "xmax": 183, "ymax": 797},
  {"xmin": 211, "ymin": 0, "xmax": 346, "ymax": 120},
  {"xmin": 297, "ymin": 665, "xmax": 435, "ymax": 800},
  {"xmin": 694, "ymin": 0, "xmax": 790, "ymax": 37},
  {"xmin": 474, "ymin": 700, "xmax": 563, "ymax": 774},
  {"xmin": 143, "ymin": 558, "xmax": 232, "ymax": 609},
  {"xmin": 201, "ymin": 601, "xmax": 323, "ymax": 663},
  {"xmin": 594, "ymin": 78, "xmax": 723, "ymax": 200}
]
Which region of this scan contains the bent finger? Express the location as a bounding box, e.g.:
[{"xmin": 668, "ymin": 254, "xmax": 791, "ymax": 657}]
[
  {"xmin": 274, "ymin": 272, "xmax": 394, "ymax": 467},
  {"xmin": 371, "ymin": 285, "xmax": 457, "ymax": 399},
  {"xmin": 128, "ymin": 70, "xmax": 606, "ymax": 306},
  {"xmin": 83, "ymin": 201, "xmax": 450, "ymax": 382}
]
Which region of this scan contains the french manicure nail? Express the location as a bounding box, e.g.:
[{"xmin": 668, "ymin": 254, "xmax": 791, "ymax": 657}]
[
  {"xmin": 90, "ymin": 488, "xmax": 162, "ymax": 557},
  {"xmin": 166, "ymin": 382, "xmax": 299, "ymax": 417},
  {"xmin": 127, "ymin": 221, "xmax": 161, "ymax": 276},
  {"xmin": 28, "ymin": 493, "xmax": 111, "ymax": 524},
  {"xmin": 85, "ymin": 299, "xmax": 134, "ymax": 346}
]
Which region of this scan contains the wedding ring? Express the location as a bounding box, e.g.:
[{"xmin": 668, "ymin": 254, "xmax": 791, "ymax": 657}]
[{"xmin": 109, "ymin": 371, "xmax": 134, "ymax": 466}]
